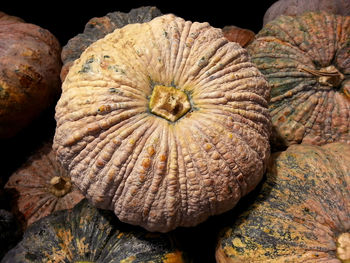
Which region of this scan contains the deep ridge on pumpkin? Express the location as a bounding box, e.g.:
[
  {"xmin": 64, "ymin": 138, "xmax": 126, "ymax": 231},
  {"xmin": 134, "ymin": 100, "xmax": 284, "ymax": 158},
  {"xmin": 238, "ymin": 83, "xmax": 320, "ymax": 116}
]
[
  {"xmin": 60, "ymin": 6, "xmax": 162, "ymax": 81},
  {"xmin": 53, "ymin": 14, "xmax": 271, "ymax": 232},
  {"xmin": 216, "ymin": 142, "xmax": 350, "ymax": 263},
  {"xmin": 5, "ymin": 142, "xmax": 84, "ymax": 229},
  {"xmin": 2, "ymin": 199, "xmax": 188, "ymax": 263},
  {"xmin": 248, "ymin": 11, "xmax": 350, "ymax": 148}
]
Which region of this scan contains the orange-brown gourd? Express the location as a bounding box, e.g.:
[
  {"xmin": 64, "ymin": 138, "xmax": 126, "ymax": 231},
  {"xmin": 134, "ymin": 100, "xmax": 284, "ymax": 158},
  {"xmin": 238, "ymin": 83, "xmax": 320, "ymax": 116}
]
[
  {"xmin": 53, "ymin": 14, "xmax": 271, "ymax": 232},
  {"xmin": 222, "ymin": 25, "xmax": 255, "ymax": 47},
  {"xmin": 248, "ymin": 11, "xmax": 350, "ymax": 148},
  {"xmin": 0, "ymin": 11, "xmax": 61, "ymax": 138},
  {"xmin": 216, "ymin": 142, "xmax": 350, "ymax": 263}
]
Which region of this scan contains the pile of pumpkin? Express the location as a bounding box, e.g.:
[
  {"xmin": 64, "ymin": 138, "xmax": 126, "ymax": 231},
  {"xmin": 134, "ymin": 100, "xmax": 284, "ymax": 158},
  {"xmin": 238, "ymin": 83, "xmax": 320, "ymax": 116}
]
[{"xmin": 0, "ymin": 0, "xmax": 350, "ymax": 262}]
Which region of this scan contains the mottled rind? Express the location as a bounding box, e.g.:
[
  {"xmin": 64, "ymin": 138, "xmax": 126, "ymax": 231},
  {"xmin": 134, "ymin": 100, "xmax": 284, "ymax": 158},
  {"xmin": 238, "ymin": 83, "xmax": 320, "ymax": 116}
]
[
  {"xmin": 216, "ymin": 142, "xmax": 350, "ymax": 263},
  {"xmin": 1, "ymin": 199, "xmax": 188, "ymax": 263},
  {"xmin": 60, "ymin": 6, "xmax": 162, "ymax": 81},
  {"xmin": 54, "ymin": 14, "xmax": 271, "ymax": 232},
  {"xmin": 248, "ymin": 11, "xmax": 350, "ymax": 148},
  {"xmin": 5, "ymin": 142, "xmax": 84, "ymax": 229}
]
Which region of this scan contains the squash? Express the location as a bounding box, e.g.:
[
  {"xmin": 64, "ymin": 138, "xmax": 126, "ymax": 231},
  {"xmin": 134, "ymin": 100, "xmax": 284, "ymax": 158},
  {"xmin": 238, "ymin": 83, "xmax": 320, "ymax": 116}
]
[
  {"xmin": 5, "ymin": 142, "xmax": 84, "ymax": 229},
  {"xmin": 2, "ymin": 199, "xmax": 189, "ymax": 263},
  {"xmin": 53, "ymin": 14, "xmax": 271, "ymax": 232},
  {"xmin": 222, "ymin": 25, "xmax": 255, "ymax": 47},
  {"xmin": 60, "ymin": 6, "xmax": 162, "ymax": 81},
  {"xmin": 263, "ymin": 0, "xmax": 350, "ymax": 25},
  {"xmin": 0, "ymin": 11, "xmax": 61, "ymax": 138},
  {"xmin": 216, "ymin": 142, "xmax": 350, "ymax": 262},
  {"xmin": 248, "ymin": 11, "xmax": 350, "ymax": 148}
]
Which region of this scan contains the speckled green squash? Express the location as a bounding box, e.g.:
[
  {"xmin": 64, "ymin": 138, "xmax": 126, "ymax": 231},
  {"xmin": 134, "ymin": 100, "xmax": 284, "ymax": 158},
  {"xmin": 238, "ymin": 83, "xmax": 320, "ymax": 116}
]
[
  {"xmin": 216, "ymin": 142, "xmax": 350, "ymax": 263},
  {"xmin": 248, "ymin": 11, "xmax": 350, "ymax": 148},
  {"xmin": 2, "ymin": 199, "xmax": 189, "ymax": 263}
]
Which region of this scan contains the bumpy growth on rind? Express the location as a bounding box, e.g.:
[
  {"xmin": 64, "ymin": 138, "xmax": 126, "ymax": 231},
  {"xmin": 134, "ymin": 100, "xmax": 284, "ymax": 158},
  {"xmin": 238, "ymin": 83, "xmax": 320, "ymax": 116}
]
[
  {"xmin": 54, "ymin": 14, "xmax": 271, "ymax": 232},
  {"xmin": 216, "ymin": 142, "xmax": 350, "ymax": 263},
  {"xmin": 5, "ymin": 143, "xmax": 84, "ymax": 229},
  {"xmin": 248, "ymin": 12, "xmax": 350, "ymax": 148},
  {"xmin": 2, "ymin": 199, "xmax": 188, "ymax": 263}
]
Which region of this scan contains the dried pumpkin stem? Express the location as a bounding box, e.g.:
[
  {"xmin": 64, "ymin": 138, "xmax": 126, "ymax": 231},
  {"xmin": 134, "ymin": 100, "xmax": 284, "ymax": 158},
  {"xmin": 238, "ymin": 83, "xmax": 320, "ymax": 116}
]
[
  {"xmin": 337, "ymin": 232, "xmax": 350, "ymax": 263},
  {"xmin": 49, "ymin": 176, "xmax": 72, "ymax": 197},
  {"xmin": 298, "ymin": 65, "xmax": 344, "ymax": 87},
  {"xmin": 149, "ymin": 85, "xmax": 191, "ymax": 122}
]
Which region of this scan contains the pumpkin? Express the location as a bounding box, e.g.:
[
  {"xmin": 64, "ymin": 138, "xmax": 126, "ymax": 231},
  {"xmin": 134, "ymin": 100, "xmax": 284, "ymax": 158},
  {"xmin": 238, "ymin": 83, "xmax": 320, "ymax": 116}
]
[
  {"xmin": 5, "ymin": 142, "xmax": 84, "ymax": 229},
  {"xmin": 0, "ymin": 11, "xmax": 62, "ymax": 138},
  {"xmin": 248, "ymin": 11, "xmax": 350, "ymax": 148},
  {"xmin": 53, "ymin": 14, "xmax": 271, "ymax": 232},
  {"xmin": 0, "ymin": 209, "xmax": 22, "ymax": 260},
  {"xmin": 60, "ymin": 6, "xmax": 163, "ymax": 81},
  {"xmin": 263, "ymin": 0, "xmax": 350, "ymax": 25},
  {"xmin": 216, "ymin": 142, "xmax": 350, "ymax": 262},
  {"xmin": 2, "ymin": 199, "xmax": 189, "ymax": 263},
  {"xmin": 222, "ymin": 25, "xmax": 255, "ymax": 47}
]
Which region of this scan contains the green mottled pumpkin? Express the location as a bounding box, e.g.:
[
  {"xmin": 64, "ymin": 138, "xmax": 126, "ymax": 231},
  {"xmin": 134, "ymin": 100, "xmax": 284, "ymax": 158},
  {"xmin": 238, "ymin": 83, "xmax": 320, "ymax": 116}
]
[
  {"xmin": 216, "ymin": 142, "xmax": 350, "ymax": 262},
  {"xmin": 248, "ymin": 11, "xmax": 350, "ymax": 148},
  {"xmin": 2, "ymin": 199, "xmax": 188, "ymax": 263}
]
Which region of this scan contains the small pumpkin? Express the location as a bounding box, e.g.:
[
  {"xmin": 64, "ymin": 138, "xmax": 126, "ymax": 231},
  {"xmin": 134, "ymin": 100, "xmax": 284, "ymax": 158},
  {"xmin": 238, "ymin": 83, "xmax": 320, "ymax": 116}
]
[
  {"xmin": 5, "ymin": 142, "xmax": 84, "ymax": 229},
  {"xmin": 2, "ymin": 199, "xmax": 189, "ymax": 263},
  {"xmin": 216, "ymin": 142, "xmax": 350, "ymax": 262},
  {"xmin": 0, "ymin": 11, "xmax": 62, "ymax": 138},
  {"xmin": 60, "ymin": 6, "xmax": 163, "ymax": 81},
  {"xmin": 222, "ymin": 25, "xmax": 255, "ymax": 47},
  {"xmin": 53, "ymin": 14, "xmax": 271, "ymax": 232},
  {"xmin": 263, "ymin": 0, "xmax": 350, "ymax": 25},
  {"xmin": 248, "ymin": 11, "xmax": 350, "ymax": 148}
]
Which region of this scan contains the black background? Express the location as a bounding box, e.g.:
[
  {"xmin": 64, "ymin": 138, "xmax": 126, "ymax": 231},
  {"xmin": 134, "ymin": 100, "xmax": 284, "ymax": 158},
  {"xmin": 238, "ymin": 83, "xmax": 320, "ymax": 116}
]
[{"xmin": 1, "ymin": 1, "xmax": 277, "ymax": 262}]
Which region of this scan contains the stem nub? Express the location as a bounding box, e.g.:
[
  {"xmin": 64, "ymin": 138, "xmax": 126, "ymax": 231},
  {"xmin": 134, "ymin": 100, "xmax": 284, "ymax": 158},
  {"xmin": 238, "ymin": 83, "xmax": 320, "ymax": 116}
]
[
  {"xmin": 49, "ymin": 176, "xmax": 72, "ymax": 197},
  {"xmin": 337, "ymin": 232, "xmax": 350, "ymax": 263}
]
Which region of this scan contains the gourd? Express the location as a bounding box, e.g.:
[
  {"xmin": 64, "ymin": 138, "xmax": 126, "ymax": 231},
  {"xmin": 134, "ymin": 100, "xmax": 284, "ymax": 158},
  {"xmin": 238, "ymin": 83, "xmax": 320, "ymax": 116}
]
[
  {"xmin": 1, "ymin": 199, "xmax": 188, "ymax": 263},
  {"xmin": 5, "ymin": 142, "xmax": 84, "ymax": 229},
  {"xmin": 248, "ymin": 11, "xmax": 350, "ymax": 148},
  {"xmin": 53, "ymin": 14, "xmax": 271, "ymax": 232},
  {"xmin": 263, "ymin": 0, "xmax": 350, "ymax": 25},
  {"xmin": 0, "ymin": 11, "xmax": 61, "ymax": 138},
  {"xmin": 216, "ymin": 142, "xmax": 350, "ymax": 263},
  {"xmin": 222, "ymin": 25, "xmax": 255, "ymax": 47},
  {"xmin": 60, "ymin": 6, "xmax": 162, "ymax": 81}
]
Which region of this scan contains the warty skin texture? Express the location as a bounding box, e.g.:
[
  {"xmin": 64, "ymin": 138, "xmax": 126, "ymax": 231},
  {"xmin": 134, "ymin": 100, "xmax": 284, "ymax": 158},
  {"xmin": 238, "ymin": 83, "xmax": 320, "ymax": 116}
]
[{"xmin": 54, "ymin": 14, "xmax": 271, "ymax": 232}]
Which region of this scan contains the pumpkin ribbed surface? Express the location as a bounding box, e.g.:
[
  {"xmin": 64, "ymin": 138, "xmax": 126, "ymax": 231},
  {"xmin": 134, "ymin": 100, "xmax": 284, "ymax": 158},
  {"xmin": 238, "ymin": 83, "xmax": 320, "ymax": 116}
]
[
  {"xmin": 248, "ymin": 12, "xmax": 350, "ymax": 147},
  {"xmin": 216, "ymin": 142, "xmax": 350, "ymax": 263},
  {"xmin": 2, "ymin": 199, "xmax": 188, "ymax": 263},
  {"xmin": 5, "ymin": 143, "xmax": 84, "ymax": 228},
  {"xmin": 53, "ymin": 14, "xmax": 271, "ymax": 232}
]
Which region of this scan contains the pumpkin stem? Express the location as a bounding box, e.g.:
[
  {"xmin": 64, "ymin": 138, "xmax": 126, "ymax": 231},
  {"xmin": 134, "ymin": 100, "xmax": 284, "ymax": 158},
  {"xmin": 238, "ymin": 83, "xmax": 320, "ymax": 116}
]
[
  {"xmin": 337, "ymin": 232, "xmax": 350, "ymax": 263},
  {"xmin": 298, "ymin": 65, "xmax": 344, "ymax": 88},
  {"xmin": 149, "ymin": 85, "xmax": 191, "ymax": 122},
  {"xmin": 49, "ymin": 176, "xmax": 72, "ymax": 197}
]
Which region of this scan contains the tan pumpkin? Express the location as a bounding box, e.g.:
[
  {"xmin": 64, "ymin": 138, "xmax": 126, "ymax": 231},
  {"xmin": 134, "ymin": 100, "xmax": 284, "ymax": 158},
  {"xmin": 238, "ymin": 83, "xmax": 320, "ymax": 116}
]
[
  {"xmin": 263, "ymin": 0, "xmax": 350, "ymax": 25},
  {"xmin": 53, "ymin": 14, "xmax": 271, "ymax": 232},
  {"xmin": 222, "ymin": 25, "xmax": 255, "ymax": 47},
  {"xmin": 0, "ymin": 11, "xmax": 61, "ymax": 138},
  {"xmin": 216, "ymin": 142, "xmax": 350, "ymax": 262},
  {"xmin": 5, "ymin": 142, "xmax": 84, "ymax": 229}
]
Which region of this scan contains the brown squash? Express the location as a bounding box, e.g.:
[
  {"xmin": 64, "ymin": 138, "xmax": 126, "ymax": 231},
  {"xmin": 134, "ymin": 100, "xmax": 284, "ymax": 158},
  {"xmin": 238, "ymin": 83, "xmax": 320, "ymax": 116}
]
[
  {"xmin": 5, "ymin": 142, "xmax": 84, "ymax": 229},
  {"xmin": 263, "ymin": 0, "xmax": 350, "ymax": 25},
  {"xmin": 216, "ymin": 142, "xmax": 350, "ymax": 262},
  {"xmin": 53, "ymin": 14, "xmax": 271, "ymax": 232},
  {"xmin": 60, "ymin": 6, "xmax": 162, "ymax": 81},
  {"xmin": 248, "ymin": 11, "xmax": 350, "ymax": 148},
  {"xmin": 222, "ymin": 25, "xmax": 255, "ymax": 47},
  {"xmin": 0, "ymin": 11, "xmax": 61, "ymax": 138}
]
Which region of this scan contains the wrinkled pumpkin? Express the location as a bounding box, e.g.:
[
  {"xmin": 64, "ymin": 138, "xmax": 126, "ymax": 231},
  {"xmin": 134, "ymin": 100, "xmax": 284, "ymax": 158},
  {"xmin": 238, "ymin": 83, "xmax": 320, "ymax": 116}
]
[
  {"xmin": 2, "ymin": 199, "xmax": 188, "ymax": 263},
  {"xmin": 0, "ymin": 11, "xmax": 62, "ymax": 138},
  {"xmin": 5, "ymin": 142, "xmax": 84, "ymax": 229},
  {"xmin": 216, "ymin": 142, "xmax": 350, "ymax": 263},
  {"xmin": 60, "ymin": 6, "xmax": 162, "ymax": 81},
  {"xmin": 263, "ymin": 0, "xmax": 350, "ymax": 25},
  {"xmin": 53, "ymin": 14, "xmax": 271, "ymax": 232},
  {"xmin": 248, "ymin": 11, "xmax": 350, "ymax": 148},
  {"xmin": 222, "ymin": 25, "xmax": 255, "ymax": 47}
]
